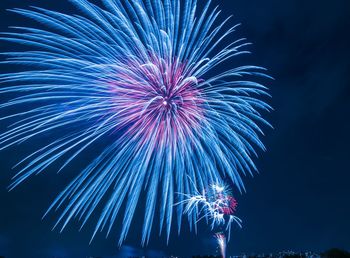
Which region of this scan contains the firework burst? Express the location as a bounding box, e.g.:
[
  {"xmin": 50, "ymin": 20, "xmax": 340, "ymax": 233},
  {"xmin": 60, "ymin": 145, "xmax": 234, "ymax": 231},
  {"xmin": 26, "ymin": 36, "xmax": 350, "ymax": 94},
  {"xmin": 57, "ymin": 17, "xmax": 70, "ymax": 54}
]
[
  {"xmin": 181, "ymin": 181, "xmax": 242, "ymax": 241},
  {"xmin": 0, "ymin": 0, "xmax": 271, "ymax": 245}
]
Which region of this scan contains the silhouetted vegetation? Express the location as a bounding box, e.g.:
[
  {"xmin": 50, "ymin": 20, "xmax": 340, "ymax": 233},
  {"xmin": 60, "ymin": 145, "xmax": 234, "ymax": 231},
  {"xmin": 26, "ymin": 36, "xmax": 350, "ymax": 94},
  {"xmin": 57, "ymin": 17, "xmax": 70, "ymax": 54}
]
[{"xmin": 321, "ymin": 248, "xmax": 350, "ymax": 258}]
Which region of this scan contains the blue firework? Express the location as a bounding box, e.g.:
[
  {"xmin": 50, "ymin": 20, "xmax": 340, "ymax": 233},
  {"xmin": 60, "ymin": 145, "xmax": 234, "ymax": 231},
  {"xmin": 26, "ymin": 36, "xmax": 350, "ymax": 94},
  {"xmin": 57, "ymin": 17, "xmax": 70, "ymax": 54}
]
[{"xmin": 0, "ymin": 0, "xmax": 271, "ymax": 245}]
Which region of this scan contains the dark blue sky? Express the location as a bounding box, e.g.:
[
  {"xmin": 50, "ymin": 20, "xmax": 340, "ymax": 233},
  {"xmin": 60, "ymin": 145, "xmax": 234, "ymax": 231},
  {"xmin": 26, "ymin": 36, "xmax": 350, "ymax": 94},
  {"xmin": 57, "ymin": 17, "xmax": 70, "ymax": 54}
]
[{"xmin": 0, "ymin": 0, "xmax": 350, "ymax": 257}]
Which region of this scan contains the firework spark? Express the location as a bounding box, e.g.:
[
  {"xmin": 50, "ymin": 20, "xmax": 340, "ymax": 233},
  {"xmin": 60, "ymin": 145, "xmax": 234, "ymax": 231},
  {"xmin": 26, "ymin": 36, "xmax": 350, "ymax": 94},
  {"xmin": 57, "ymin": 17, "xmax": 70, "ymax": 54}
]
[{"xmin": 0, "ymin": 0, "xmax": 270, "ymax": 245}]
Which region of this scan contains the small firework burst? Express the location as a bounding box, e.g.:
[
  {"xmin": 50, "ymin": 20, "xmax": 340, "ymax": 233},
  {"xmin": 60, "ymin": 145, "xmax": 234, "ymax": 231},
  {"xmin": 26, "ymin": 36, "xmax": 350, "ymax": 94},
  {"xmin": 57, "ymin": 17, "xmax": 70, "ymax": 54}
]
[{"xmin": 180, "ymin": 181, "xmax": 242, "ymax": 240}]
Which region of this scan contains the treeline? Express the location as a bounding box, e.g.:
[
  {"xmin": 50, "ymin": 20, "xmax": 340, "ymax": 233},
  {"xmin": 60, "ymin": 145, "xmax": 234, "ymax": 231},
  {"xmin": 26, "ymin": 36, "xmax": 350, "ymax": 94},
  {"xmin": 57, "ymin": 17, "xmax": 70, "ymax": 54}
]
[{"xmin": 191, "ymin": 248, "xmax": 350, "ymax": 258}]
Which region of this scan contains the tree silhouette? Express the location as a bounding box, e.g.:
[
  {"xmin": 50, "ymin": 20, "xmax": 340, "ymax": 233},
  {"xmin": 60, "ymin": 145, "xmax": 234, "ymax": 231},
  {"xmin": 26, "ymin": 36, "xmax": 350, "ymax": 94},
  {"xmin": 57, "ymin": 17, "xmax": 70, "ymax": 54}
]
[{"xmin": 322, "ymin": 248, "xmax": 350, "ymax": 258}]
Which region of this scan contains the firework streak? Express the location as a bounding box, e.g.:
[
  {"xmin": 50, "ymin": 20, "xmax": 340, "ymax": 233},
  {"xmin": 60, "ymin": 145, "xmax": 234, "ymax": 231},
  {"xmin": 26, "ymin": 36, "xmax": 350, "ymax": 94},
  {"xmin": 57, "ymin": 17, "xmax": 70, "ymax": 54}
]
[{"xmin": 216, "ymin": 233, "xmax": 227, "ymax": 258}]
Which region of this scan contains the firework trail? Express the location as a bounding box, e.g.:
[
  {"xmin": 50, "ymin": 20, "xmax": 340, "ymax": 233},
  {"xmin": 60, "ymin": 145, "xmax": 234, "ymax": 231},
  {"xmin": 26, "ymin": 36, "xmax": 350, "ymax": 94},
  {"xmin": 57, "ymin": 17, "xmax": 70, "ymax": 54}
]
[
  {"xmin": 215, "ymin": 233, "xmax": 227, "ymax": 258},
  {"xmin": 0, "ymin": 0, "xmax": 271, "ymax": 245}
]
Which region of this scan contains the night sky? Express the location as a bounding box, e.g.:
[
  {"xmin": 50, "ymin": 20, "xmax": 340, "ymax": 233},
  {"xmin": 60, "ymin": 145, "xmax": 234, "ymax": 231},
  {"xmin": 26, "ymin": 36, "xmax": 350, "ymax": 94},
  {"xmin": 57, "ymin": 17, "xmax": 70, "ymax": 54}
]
[{"xmin": 0, "ymin": 0, "xmax": 350, "ymax": 257}]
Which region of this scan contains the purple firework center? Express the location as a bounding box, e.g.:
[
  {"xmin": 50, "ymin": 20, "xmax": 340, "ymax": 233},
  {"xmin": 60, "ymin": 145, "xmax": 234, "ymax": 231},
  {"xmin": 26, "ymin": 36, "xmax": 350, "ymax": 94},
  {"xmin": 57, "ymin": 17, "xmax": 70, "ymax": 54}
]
[{"xmin": 109, "ymin": 56, "xmax": 205, "ymax": 143}]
